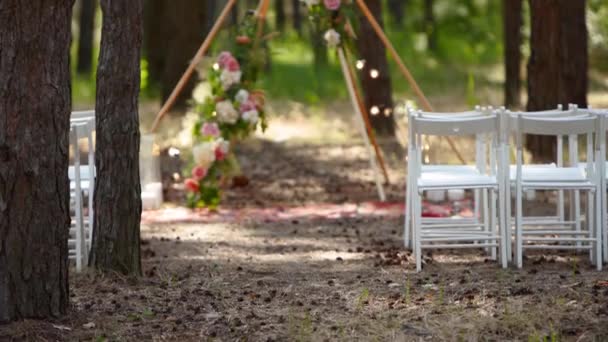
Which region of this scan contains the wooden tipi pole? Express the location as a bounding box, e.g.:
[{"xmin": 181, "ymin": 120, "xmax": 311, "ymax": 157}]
[
  {"xmin": 355, "ymin": 0, "xmax": 466, "ymax": 164},
  {"xmin": 150, "ymin": 0, "xmax": 238, "ymax": 133},
  {"xmin": 343, "ymin": 49, "xmax": 390, "ymax": 184}
]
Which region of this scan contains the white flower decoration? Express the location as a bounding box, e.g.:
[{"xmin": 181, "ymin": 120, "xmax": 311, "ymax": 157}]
[
  {"xmin": 192, "ymin": 141, "xmax": 216, "ymax": 169},
  {"xmin": 324, "ymin": 29, "xmax": 341, "ymax": 48},
  {"xmin": 220, "ymin": 70, "xmax": 242, "ymax": 90},
  {"xmin": 235, "ymin": 89, "xmax": 250, "ymax": 104},
  {"xmin": 192, "ymin": 83, "xmax": 210, "ymax": 104},
  {"xmin": 242, "ymin": 110, "xmax": 259, "ymax": 125},
  {"xmin": 215, "ymin": 138, "xmax": 230, "ymax": 155},
  {"xmin": 215, "ymin": 100, "xmax": 239, "ymax": 124}
]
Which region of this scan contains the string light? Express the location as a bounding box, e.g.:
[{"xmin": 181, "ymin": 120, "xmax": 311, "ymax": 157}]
[
  {"xmin": 370, "ymin": 69, "xmax": 379, "ymax": 79},
  {"xmin": 370, "ymin": 106, "xmax": 380, "ymax": 115},
  {"xmin": 356, "ymin": 60, "xmax": 365, "ymax": 70},
  {"xmin": 384, "ymin": 108, "xmax": 392, "ymax": 117}
]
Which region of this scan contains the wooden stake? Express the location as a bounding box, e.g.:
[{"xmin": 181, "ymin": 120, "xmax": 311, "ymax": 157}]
[
  {"xmin": 343, "ymin": 49, "xmax": 390, "ymax": 184},
  {"xmin": 150, "ymin": 0, "xmax": 238, "ymax": 133},
  {"xmin": 355, "ymin": 0, "xmax": 466, "ymax": 164}
]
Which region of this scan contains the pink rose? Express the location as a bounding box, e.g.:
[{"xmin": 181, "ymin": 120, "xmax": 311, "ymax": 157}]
[
  {"xmin": 225, "ymin": 57, "xmax": 240, "ymax": 72},
  {"xmin": 240, "ymin": 99, "xmax": 256, "ymax": 113},
  {"xmin": 200, "ymin": 122, "xmax": 220, "ymax": 138},
  {"xmin": 217, "ymin": 51, "xmax": 233, "ymax": 68},
  {"xmin": 324, "ymin": 0, "xmax": 340, "ymax": 10},
  {"xmin": 184, "ymin": 178, "xmax": 200, "ymax": 192},
  {"xmin": 191, "ymin": 166, "xmax": 207, "ymax": 181},
  {"xmin": 215, "ymin": 148, "xmax": 226, "ymax": 161}
]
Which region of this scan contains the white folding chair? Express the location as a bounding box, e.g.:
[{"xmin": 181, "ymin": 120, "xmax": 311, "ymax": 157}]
[
  {"xmin": 69, "ymin": 111, "xmax": 95, "ymax": 271},
  {"xmin": 404, "ymin": 107, "xmax": 491, "ymax": 249},
  {"xmin": 408, "ymin": 110, "xmax": 507, "ymax": 271},
  {"xmin": 499, "ymin": 106, "xmax": 591, "ymax": 261},
  {"xmin": 512, "ymin": 114, "xmax": 602, "ymax": 270},
  {"xmin": 589, "ymin": 107, "xmax": 608, "ymax": 263}
]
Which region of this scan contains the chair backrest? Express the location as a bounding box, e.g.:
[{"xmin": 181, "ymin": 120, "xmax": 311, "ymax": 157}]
[
  {"xmin": 71, "ymin": 110, "xmax": 95, "ymax": 121},
  {"xmin": 516, "ymin": 114, "xmax": 597, "ymax": 137},
  {"xmin": 410, "ymin": 112, "xmax": 499, "ymax": 138}
]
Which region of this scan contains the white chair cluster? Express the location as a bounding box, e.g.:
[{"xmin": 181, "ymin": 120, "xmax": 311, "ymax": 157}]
[
  {"xmin": 69, "ymin": 110, "xmax": 96, "ymax": 272},
  {"xmin": 405, "ymin": 105, "xmax": 608, "ymax": 272}
]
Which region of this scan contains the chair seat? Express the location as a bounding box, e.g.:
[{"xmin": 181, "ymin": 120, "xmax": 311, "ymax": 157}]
[
  {"xmin": 418, "ymin": 171, "xmax": 497, "ymax": 189},
  {"xmin": 510, "ymin": 165, "xmax": 587, "ymax": 183},
  {"xmin": 68, "ymin": 165, "xmax": 95, "ymax": 180}
]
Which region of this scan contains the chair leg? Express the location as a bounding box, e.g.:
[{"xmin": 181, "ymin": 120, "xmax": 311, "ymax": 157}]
[
  {"xmin": 490, "ymin": 189, "xmax": 497, "ymax": 260},
  {"xmin": 588, "ymin": 190, "xmax": 595, "ymax": 264},
  {"xmin": 515, "ymin": 186, "xmax": 523, "ymax": 269},
  {"xmin": 498, "ymin": 186, "xmax": 508, "ymax": 269},
  {"xmin": 506, "ymin": 183, "xmax": 513, "ymax": 262},
  {"xmin": 404, "ymin": 183, "xmax": 411, "ymax": 249},
  {"xmin": 482, "ymin": 189, "xmax": 490, "ymax": 252},
  {"xmin": 603, "ymin": 182, "xmax": 608, "ymax": 263},
  {"xmin": 575, "ymin": 190, "xmax": 582, "ymax": 249},
  {"xmin": 596, "ymin": 187, "xmax": 603, "ymax": 271},
  {"xmin": 415, "ymin": 191, "xmax": 423, "ymax": 272}
]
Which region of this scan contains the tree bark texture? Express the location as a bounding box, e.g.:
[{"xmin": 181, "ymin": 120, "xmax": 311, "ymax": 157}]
[
  {"xmin": 503, "ymin": 0, "xmax": 523, "ymax": 108},
  {"xmin": 387, "ymin": 0, "xmax": 406, "ymax": 28},
  {"xmin": 90, "ymin": 0, "xmax": 143, "ymax": 275},
  {"xmin": 77, "ymin": 0, "xmax": 97, "ymax": 75},
  {"xmin": 0, "ymin": 0, "xmax": 72, "ymax": 322},
  {"xmin": 526, "ymin": 0, "xmax": 588, "ymax": 162},
  {"xmin": 275, "ymin": 0, "xmax": 286, "ymax": 31},
  {"xmin": 143, "ymin": 0, "xmax": 208, "ymax": 109},
  {"xmin": 357, "ymin": 0, "xmax": 395, "ymax": 136},
  {"xmin": 424, "ymin": 0, "xmax": 437, "ymax": 52},
  {"xmin": 292, "ymin": 0, "xmax": 302, "ymax": 35}
]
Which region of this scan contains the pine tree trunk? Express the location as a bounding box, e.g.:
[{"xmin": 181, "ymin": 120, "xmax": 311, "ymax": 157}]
[
  {"xmin": 143, "ymin": 0, "xmax": 166, "ymax": 86},
  {"xmin": 90, "ymin": 0, "xmax": 143, "ymax": 275},
  {"xmin": 357, "ymin": 0, "xmax": 395, "ymax": 136},
  {"xmin": 424, "ymin": 0, "xmax": 437, "ymax": 52},
  {"xmin": 0, "ymin": 0, "xmax": 72, "ymax": 322},
  {"xmin": 292, "ymin": 0, "xmax": 302, "ymax": 35},
  {"xmin": 275, "ymin": 0, "xmax": 286, "ymax": 31},
  {"xmin": 77, "ymin": 0, "xmax": 97, "ymax": 75},
  {"xmin": 387, "ymin": 0, "xmax": 406, "ymax": 28},
  {"xmin": 503, "ymin": 0, "xmax": 523, "ymax": 108},
  {"xmin": 526, "ymin": 0, "xmax": 588, "ymax": 162}
]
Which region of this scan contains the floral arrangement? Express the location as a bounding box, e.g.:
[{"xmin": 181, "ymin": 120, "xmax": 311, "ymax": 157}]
[
  {"xmin": 301, "ymin": 0, "xmax": 357, "ymax": 50},
  {"xmin": 185, "ymin": 13, "xmax": 268, "ymax": 209}
]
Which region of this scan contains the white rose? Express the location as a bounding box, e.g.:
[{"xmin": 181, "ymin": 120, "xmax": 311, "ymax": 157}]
[
  {"xmin": 302, "ymin": 0, "xmax": 320, "ymax": 6},
  {"xmin": 242, "ymin": 110, "xmax": 259, "ymax": 125},
  {"xmin": 215, "ymin": 100, "xmax": 239, "ymax": 124},
  {"xmin": 324, "ymin": 29, "xmax": 341, "ymax": 48},
  {"xmin": 215, "ymin": 138, "xmax": 230, "ymax": 155},
  {"xmin": 220, "ymin": 70, "xmax": 242, "ymax": 90},
  {"xmin": 192, "ymin": 83, "xmax": 210, "ymax": 104},
  {"xmin": 192, "ymin": 141, "xmax": 216, "ymax": 169},
  {"xmin": 235, "ymin": 89, "xmax": 250, "ymax": 104}
]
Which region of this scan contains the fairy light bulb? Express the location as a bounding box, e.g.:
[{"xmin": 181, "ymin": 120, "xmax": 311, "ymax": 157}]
[
  {"xmin": 384, "ymin": 108, "xmax": 392, "ymax": 117},
  {"xmin": 370, "ymin": 106, "xmax": 380, "ymax": 115},
  {"xmin": 356, "ymin": 60, "xmax": 365, "ymax": 70},
  {"xmin": 370, "ymin": 69, "xmax": 379, "ymax": 79},
  {"xmin": 213, "ymin": 63, "xmax": 220, "ymax": 71}
]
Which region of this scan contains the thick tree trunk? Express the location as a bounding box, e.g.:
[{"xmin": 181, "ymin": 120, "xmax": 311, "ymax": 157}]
[
  {"xmin": 0, "ymin": 0, "xmax": 72, "ymax": 322},
  {"xmin": 90, "ymin": 0, "xmax": 143, "ymax": 275},
  {"xmin": 275, "ymin": 0, "xmax": 286, "ymax": 31},
  {"xmin": 503, "ymin": 0, "xmax": 523, "ymax": 108},
  {"xmin": 387, "ymin": 0, "xmax": 406, "ymax": 28},
  {"xmin": 143, "ymin": 0, "xmax": 208, "ymax": 109},
  {"xmin": 292, "ymin": 0, "xmax": 302, "ymax": 35},
  {"xmin": 358, "ymin": 0, "xmax": 395, "ymax": 136},
  {"xmin": 424, "ymin": 0, "xmax": 437, "ymax": 52},
  {"xmin": 77, "ymin": 0, "xmax": 97, "ymax": 75},
  {"xmin": 526, "ymin": 0, "xmax": 588, "ymax": 162}
]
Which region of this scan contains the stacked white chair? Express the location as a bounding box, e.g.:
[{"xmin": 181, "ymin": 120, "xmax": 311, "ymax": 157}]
[
  {"xmin": 69, "ymin": 110, "xmax": 96, "ymax": 271},
  {"xmin": 407, "ymin": 108, "xmax": 507, "ymax": 271},
  {"xmin": 589, "ymin": 106, "xmax": 608, "ymax": 263},
  {"xmin": 500, "ymin": 106, "xmax": 588, "ymax": 261},
  {"xmin": 508, "ymin": 111, "xmax": 602, "ymax": 270},
  {"xmin": 403, "ymin": 107, "xmax": 491, "ymax": 249}
]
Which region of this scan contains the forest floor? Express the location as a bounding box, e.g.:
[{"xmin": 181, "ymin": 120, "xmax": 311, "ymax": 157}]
[{"xmin": 3, "ymin": 101, "xmax": 608, "ymax": 341}]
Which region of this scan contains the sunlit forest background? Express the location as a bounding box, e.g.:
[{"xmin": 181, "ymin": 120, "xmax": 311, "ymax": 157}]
[{"xmin": 70, "ymin": 0, "xmax": 608, "ymax": 114}]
